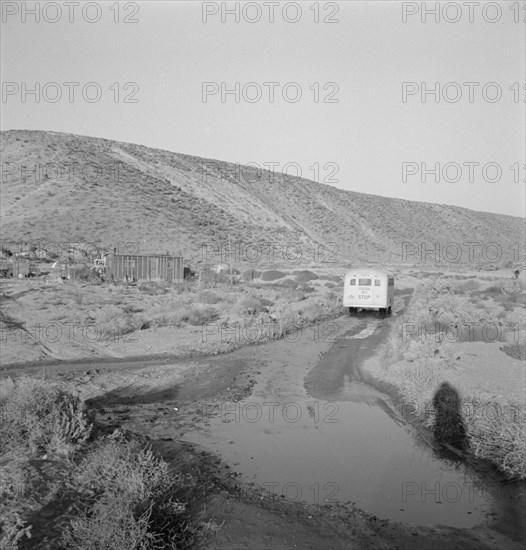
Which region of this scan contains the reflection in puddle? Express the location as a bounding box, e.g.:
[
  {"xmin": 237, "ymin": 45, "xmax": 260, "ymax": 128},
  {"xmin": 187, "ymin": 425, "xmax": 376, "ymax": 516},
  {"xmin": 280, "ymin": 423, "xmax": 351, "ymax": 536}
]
[
  {"xmin": 183, "ymin": 314, "xmax": 523, "ymax": 529},
  {"xmin": 185, "ymin": 397, "xmax": 494, "ymax": 527}
]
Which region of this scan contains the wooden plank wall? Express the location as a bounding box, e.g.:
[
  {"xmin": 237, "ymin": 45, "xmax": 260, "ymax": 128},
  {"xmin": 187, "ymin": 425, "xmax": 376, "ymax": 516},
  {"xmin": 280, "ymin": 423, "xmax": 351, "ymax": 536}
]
[{"xmin": 106, "ymin": 254, "xmax": 183, "ymax": 282}]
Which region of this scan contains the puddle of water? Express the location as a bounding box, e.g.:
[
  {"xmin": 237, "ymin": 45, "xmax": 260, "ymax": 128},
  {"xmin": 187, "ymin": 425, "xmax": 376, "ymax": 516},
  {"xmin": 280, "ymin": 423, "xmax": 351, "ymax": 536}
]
[
  {"xmin": 180, "ymin": 312, "xmax": 524, "ymax": 531},
  {"xmin": 185, "ymin": 397, "xmax": 493, "ymax": 527}
]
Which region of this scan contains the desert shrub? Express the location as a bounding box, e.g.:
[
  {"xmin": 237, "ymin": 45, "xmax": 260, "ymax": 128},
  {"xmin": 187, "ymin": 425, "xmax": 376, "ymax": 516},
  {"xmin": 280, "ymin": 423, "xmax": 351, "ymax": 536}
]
[
  {"xmin": 380, "ymin": 329, "xmax": 404, "ymax": 368},
  {"xmin": 63, "ymin": 494, "xmax": 158, "ymax": 550},
  {"xmin": 260, "ymin": 270, "xmax": 286, "ymax": 281},
  {"xmin": 259, "ymin": 297, "xmax": 274, "ymax": 308},
  {"xmin": 273, "ymin": 308, "xmax": 301, "ymax": 337},
  {"xmin": 459, "ymin": 280, "xmax": 480, "ymax": 292},
  {"xmin": 281, "ymin": 288, "xmax": 307, "ymax": 302},
  {"xmin": 383, "ymin": 360, "xmax": 444, "ymax": 423},
  {"xmin": 0, "ymin": 376, "xmax": 91, "ymax": 456},
  {"xmin": 137, "ymin": 282, "xmax": 169, "ymax": 295},
  {"xmin": 198, "ymin": 269, "xmax": 233, "ymax": 287},
  {"xmin": 481, "ymin": 284, "xmax": 505, "ymax": 299},
  {"xmin": 122, "ymin": 304, "xmax": 144, "ymax": 314},
  {"xmin": 294, "ymin": 270, "xmax": 319, "ymax": 283},
  {"xmin": 63, "ymin": 434, "xmax": 209, "ymax": 550},
  {"xmin": 185, "ymin": 304, "xmax": 219, "ymax": 325},
  {"xmin": 298, "ymin": 303, "xmax": 324, "ymax": 322},
  {"xmin": 94, "ymin": 306, "xmax": 146, "ymax": 337},
  {"xmin": 0, "ymin": 511, "xmax": 33, "ymax": 550},
  {"xmin": 232, "ymin": 296, "xmax": 262, "ymax": 316},
  {"xmin": 297, "ymin": 284, "xmax": 315, "ymax": 293},
  {"xmin": 466, "ymin": 396, "xmax": 526, "ymax": 480},
  {"xmin": 148, "ymin": 303, "xmax": 218, "ymax": 328},
  {"xmin": 171, "ymin": 280, "xmax": 195, "ymax": 294},
  {"xmin": 68, "ymin": 265, "xmax": 100, "ymax": 283},
  {"xmin": 147, "ymin": 307, "xmax": 188, "ymax": 328},
  {"xmin": 73, "ymin": 436, "xmax": 170, "ymax": 498},
  {"xmin": 197, "ymin": 290, "xmax": 222, "ymax": 304}
]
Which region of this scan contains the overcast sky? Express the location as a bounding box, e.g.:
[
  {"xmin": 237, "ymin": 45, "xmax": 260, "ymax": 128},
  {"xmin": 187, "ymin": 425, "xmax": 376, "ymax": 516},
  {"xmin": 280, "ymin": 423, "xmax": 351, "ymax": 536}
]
[{"xmin": 1, "ymin": 0, "xmax": 525, "ymax": 217}]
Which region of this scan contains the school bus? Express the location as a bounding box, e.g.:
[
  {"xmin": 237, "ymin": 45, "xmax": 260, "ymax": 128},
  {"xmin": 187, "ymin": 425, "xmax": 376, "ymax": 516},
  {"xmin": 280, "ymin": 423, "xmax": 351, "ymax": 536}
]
[{"xmin": 343, "ymin": 268, "xmax": 394, "ymax": 316}]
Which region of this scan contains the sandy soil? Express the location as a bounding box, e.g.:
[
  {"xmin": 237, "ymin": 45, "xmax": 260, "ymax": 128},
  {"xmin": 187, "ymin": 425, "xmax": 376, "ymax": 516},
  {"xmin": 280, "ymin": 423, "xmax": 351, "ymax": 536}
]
[{"xmin": 2, "ymin": 266, "xmax": 524, "ymax": 549}]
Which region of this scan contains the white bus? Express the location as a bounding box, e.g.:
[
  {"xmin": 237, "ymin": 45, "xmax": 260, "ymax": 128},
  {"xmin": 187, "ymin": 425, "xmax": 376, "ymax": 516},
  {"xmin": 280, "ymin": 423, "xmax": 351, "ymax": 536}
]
[{"xmin": 343, "ymin": 268, "xmax": 394, "ymax": 316}]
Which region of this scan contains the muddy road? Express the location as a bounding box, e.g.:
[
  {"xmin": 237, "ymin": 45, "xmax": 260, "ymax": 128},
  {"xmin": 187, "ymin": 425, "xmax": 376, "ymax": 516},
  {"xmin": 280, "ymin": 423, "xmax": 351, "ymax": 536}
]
[{"xmin": 4, "ymin": 308, "xmax": 525, "ymax": 549}]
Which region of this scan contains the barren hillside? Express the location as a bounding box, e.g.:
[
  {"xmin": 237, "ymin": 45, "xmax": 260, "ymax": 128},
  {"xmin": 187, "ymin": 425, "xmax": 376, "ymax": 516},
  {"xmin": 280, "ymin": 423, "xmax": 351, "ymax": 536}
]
[{"xmin": 1, "ymin": 129, "xmax": 523, "ymax": 267}]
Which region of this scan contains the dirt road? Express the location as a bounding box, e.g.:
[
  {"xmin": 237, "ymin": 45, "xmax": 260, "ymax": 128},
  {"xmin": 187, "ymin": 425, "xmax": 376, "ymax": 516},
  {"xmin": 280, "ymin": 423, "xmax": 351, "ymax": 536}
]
[{"xmin": 3, "ymin": 311, "xmax": 525, "ymax": 549}]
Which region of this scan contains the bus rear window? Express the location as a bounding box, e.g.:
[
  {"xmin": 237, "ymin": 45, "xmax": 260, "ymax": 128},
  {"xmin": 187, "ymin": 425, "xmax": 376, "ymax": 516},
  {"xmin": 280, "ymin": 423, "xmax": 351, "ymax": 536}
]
[
  {"xmin": 350, "ymin": 279, "xmax": 356, "ymax": 285},
  {"xmin": 358, "ymin": 278, "xmax": 371, "ymax": 286},
  {"xmin": 374, "ymin": 280, "xmax": 381, "ymax": 286}
]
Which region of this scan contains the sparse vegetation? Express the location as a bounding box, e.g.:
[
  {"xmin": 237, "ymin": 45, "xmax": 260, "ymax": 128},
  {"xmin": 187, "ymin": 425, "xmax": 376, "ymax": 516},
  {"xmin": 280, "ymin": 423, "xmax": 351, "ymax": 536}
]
[
  {"xmin": 184, "ymin": 304, "xmax": 220, "ymax": 325},
  {"xmin": 0, "ymin": 378, "xmax": 220, "ymax": 550},
  {"xmin": 0, "ymin": 376, "xmax": 91, "ymax": 548},
  {"xmin": 63, "ymin": 433, "xmax": 215, "ymax": 550},
  {"xmin": 380, "ymin": 281, "xmax": 526, "ymax": 480},
  {"xmin": 0, "ymin": 376, "xmax": 92, "ymax": 457},
  {"xmin": 94, "ymin": 305, "xmax": 146, "ymax": 338},
  {"xmin": 196, "ymin": 290, "xmax": 222, "ymax": 304},
  {"xmin": 232, "ymin": 295, "xmax": 264, "ymax": 316}
]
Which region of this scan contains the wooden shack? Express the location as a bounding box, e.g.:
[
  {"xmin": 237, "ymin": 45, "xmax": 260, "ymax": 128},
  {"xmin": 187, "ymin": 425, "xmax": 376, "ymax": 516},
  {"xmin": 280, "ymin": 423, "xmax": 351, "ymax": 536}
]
[
  {"xmin": 105, "ymin": 253, "xmax": 184, "ymax": 283},
  {"xmin": 0, "ymin": 259, "xmax": 30, "ymax": 278}
]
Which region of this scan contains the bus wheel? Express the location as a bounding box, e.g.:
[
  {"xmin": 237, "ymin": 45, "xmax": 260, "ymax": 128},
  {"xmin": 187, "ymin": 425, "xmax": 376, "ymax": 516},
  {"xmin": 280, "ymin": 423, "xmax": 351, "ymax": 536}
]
[{"xmin": 379, "ymin": 308, "xmax": 386, "ymax": 318}]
